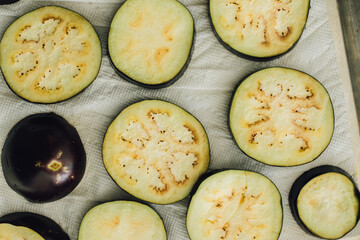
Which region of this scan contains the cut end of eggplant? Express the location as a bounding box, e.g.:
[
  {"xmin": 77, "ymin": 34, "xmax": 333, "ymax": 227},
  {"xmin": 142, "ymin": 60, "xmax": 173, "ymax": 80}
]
[
  {"xmin": 187, "ymin": 170, "xmax": 283, "ymax": 240},
  {"xmin": 0, "ymin": 212, "xmax": 70, "ymax": 240},
  {"xmin": 102, "ymin": 100, "xmax": 210, "ymax": 204},
  {"xmin": 78, "ymin": 201, "xmax": 166, "ymax": 240},
  {"xmin": 289, "ymin": 165, "xmax": 360, "ymax": 239},
  {"xmin": 209, "ymin": 0, "xmax": 309, "ymax": 58},
  {"xmin": 1, "ymin": 113, "xmax": 86, "ymax": 203},
  {"xmin": 108, "ymin": 0, "xmax": 194, "ymax": 87},
  {"xmin": 0, "ymin": 6, "xmax": 101, "ymax": 103},
  {"xmin": 229, "ymin": 68, "xmax": 334, "ymax": 166}
]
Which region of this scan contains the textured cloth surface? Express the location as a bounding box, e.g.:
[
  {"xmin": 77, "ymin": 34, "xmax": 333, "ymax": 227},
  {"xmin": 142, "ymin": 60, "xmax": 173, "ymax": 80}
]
[{"xmin": 0, "ymin": 0, "xmax": 358, "ymax": 239}]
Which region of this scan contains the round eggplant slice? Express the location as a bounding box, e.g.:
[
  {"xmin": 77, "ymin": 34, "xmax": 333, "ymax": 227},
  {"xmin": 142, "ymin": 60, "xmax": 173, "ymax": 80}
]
[
  {"xmin": 289, "ymin": 165, "xmax": 360, "ymax": 239},
  {"xmin": 209, "ymin": 0, "xmax": 309, "ymax": 59},
  {"xmin": 108, "ymin": 0, "xmax": 194, "ymax": 88},
  {"xmin": 229, "ymin": 68, "xmax": 334, "ymax": 166},
  {"xmin": 78, "ymin": 201, "xmax": 166, "ymax": 240},
  {"xmin": 0, "ymin": 212, "xmax": 70, "ymax": 240},
  {"xmin": 187, "ymin": 170, "xmax": 283, "ymax": 240},
  {"xmin": 102, "ymin": 100, "xmax": 210, "ymax": 204},
  {"xmin": 1, "ymin": 112, "xmax": 86, "ymax": 203},
  {"xmin": 0, "ymin": 6, "xmax": 101, "ymax": 103}
]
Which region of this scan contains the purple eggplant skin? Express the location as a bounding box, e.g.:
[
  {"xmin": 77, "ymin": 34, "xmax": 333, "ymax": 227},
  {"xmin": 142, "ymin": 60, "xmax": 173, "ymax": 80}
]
[
  {"xmin": 0, "ymin": 212, "xmax": 70, "ymax": 240},
  {"xmin": 289, "ymin": 165, "xmax": 360, "ymax": 239},
  {"xmin": 0, "ymin": 0, "xmax": 19, "ymax": 4},
  {"xmin": 1, "ymin": 112, "xmax": 86, "ymax": 203}
]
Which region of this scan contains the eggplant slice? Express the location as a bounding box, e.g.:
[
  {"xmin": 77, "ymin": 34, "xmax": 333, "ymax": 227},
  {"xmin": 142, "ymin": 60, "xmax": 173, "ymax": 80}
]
[
  {"xmin": 209, "ymin": 0, "xmax": 309, "ymax": 59},
  {"xmin": 229, "ymin": 68, "xmax": 334, "ymax": 166},
  {"xmin": 289, "ymin": 165, "xmax": 360, "ymax": 239},
  {"xmin": 0, "ymin": 224, "xmax": 44, "ymax": 240},
  {"xmin": 78, "ymin": 201, "xmax": 166, "ymax": 240},
  {"xmin": 102, "ymin": 100, "xmax": 210, "ymax": 204},
  {"xmin": 108, "ymin": 0, "xmax": 194, "ymax": 87},
  {"xmin": 0, "ymin": 6, "xmax": 101, "ymax": 103},
  {"xmin": 187, "ymin": 170, "xmax": 283, "ymax": 240},
  {"xmin": 0, "ymin": 212, "xmax": 70, "ymax": 240}
]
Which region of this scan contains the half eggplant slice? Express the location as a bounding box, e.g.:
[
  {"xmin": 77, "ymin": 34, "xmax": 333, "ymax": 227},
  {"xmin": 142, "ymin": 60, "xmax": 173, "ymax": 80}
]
[
  {"xmin": 108, "ymin": 0, "xmax": 194, "ymax": 88},
  {"xmin": 289, "ymin": 165, "xmax": 360, "ymax": 239},
  {"xmin": 229, "ymin": 68, "xmax": 334, "ymax": 166},
  {"xmin": 0, "ymin": 212, "xmax": 70, "ymax": 240},
  {"xmin": 187, "ymin": 170, "xmax": 283, "ymax": 240},
  {"xmin": 0, "ymin": 6, "xmax": 101, "ymax": 103},
  {"xmin": 102, "ymin": 100, "xmax": 210, "ymax": 204},
  {"xmin": 78, "ymin": 201, "xmax": 166, "ymax": 240},
  {"xmin": 209, "ymin": 0, "xmax": 309, "ymax": 59}
]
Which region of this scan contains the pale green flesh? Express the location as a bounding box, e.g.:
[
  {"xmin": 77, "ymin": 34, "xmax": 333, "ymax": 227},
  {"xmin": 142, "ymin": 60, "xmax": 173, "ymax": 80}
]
[
  {"xmin": 230, "ymin": 68, "xmax": 334, "ymax": 166},
  {"xmin": 210, "ymin": 0, "xmax": 309, "ymax": 57},
  {"xmin": 297, "ymin": 172, "xmax": 359, "ymax": 239},
  {"xmin": 108, "ymin": 0, "xmax": 193, "ymax": 85},
  {"xmin": 0, "ymin": 224, "xmax": 44, "ymax": 240},
  {"xmin": 187, "ymin": 170, "xmax": 283, "ymax": 240},
  {"xmin": 102, "ymin": 100, "xmax": 210, "ymax": 204},
  {"xmin": 78, "ymin": 201, "xmax": 166, "ymax": 240},
  {"xmin": 0, "ymin": 6, "xmax": 101, "ymax": 103}
]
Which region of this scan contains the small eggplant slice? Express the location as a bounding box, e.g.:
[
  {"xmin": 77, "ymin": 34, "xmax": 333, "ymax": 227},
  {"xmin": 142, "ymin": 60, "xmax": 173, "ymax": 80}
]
[
  {"xmin": 289, "ymin": 165, "xmax": 360, "ymax": 239},
  {"xmin": 102, "ymin": 100, "xmax": 210, "ymax": 204},
  {"xmin": 186, "ymin": 170, "xmax": 283, "ymax": 240},
  {"xmin": 78, "ymin": 201, "xmax": 166, "ymax": 240},
  {"xmin": 229, "ymin": 67, "xmax": 334, "ymax": 166},
  {"xmin": 209, "ymin": 0, "xmax": 309, "ymax": 59},
  {"xmin": 0, "ymin": 212, "xmax": 70, "ymax": 240},
  {"xmin": 1, "ymin": 112, "xmax": 86, "ymax": 203},
  {"xmin": 0, "ymin": 6, "xmax": 101, "ymax": 103},
  {"xmin": 108, "ymin": 0, "xmax": 194, "ymax": 88}
]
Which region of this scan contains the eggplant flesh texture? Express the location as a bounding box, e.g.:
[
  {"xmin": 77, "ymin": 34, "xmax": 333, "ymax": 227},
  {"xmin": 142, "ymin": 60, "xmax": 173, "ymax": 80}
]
[
  {"xmin": 0, "ymin": 224, "xmax": 44, "ymax": 240},
  {"xmin": 229, "ymin": 68, "xmax": 334, "ymax": 166},
  {"xmin": 1, "ymin": 112, "xmax": 86, "ymax": 203},
  {"xmin": 187, "ymin": 170, "xmax": 283, "ymax": 240},
  {"xmin": 209, "ymin": 0, "xmax": 309, "ymax": 58},
  {"xmin": 0, "ymin": 6, "xmax": 101, "ymax": 103},
  {"xmin": 289, "ymin": 166, "xmax": 360, "ymax": 239},
  {"xmin": 0, "ymin": 212, "xmax": 70, "ymax": 240},
  {"xmin": 78, "ymin": 201, "xmax": 166, "ymax": 240},
  {"xmin": 108, "ymin": 0, "xmax": 193, "ymax": 87},
  {"xmin": 102, "ymin": 100, "xmax": 210, "ymax": 204}
]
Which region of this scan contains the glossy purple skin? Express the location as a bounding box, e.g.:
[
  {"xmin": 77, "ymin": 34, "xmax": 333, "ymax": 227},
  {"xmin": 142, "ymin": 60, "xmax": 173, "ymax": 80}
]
[
  {"xmin": 1, "ymin": 112, "xmax": 86, "ymax": 203},
  {"xmin": 0, "ymin": 212, "xmax": 70, "ymax": 240}
]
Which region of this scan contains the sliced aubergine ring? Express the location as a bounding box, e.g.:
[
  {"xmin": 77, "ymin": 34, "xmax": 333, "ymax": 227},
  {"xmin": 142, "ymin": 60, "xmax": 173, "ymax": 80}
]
[
  {"xmin": 0, "ymin": 6, "xmax": 101, "ymax": 103},
  {"xmin": 187, "ymin": 170, "xmax": 283, "ymax": 240},
  {"xmin": 102, "ymin": 100, "xmax": 210, "ymax": 204},
  {"xmin": 78, "ymin": 201, "xmax": 166, "ymax": 240},
  {"xmin": 229, "ymin": 67, "xmax": 334, "ymax": 166},
  {"xmin": 0, "ymin": 212, "xmax": 70, "ymax": 240},
  {"xmin": 209, "ymin": 0, "xmax": 310, "ymax": 59},
  {"xmin": 289, "ymin": 165, "xmax": 360, "ymax": 239},
  {"xmin": 108, "ymin": 0, "xmax": 194, "ymax": 88}
]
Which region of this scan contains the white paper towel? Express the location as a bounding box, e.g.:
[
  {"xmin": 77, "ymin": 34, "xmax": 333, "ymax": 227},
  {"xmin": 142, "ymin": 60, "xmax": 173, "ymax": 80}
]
[{"xmin": 0, "ymin": 0, "xmax": 358, "ymax": 239}]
